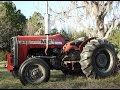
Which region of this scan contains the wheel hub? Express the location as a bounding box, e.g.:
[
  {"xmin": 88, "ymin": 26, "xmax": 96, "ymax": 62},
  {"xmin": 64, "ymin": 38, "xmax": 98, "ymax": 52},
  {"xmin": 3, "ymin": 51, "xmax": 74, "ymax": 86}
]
[
  {"xmin": 32, "ymin": 69, "xmax": 39, "ymax": 75},
  {"xmin": 96, "ymin": 54, "xmax": 108, "ymax": 68},
  {"xmin": 30, "ymin": 68, "xmax": 43, "ymax": 80}
]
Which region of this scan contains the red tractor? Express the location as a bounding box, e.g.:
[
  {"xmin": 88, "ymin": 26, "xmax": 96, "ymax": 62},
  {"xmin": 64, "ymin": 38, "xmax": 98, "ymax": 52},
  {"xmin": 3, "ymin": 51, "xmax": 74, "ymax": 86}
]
[
  {"xmin": 6, "ymin": 3, "xmax": 119, "ymax": 85},
  {"xmin": 6, "ymin": 33, "xmax": 119, "ymax": 85}
]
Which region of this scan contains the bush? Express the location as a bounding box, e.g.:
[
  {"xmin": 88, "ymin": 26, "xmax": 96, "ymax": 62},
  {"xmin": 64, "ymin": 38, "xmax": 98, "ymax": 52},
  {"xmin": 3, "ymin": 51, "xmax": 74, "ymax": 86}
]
[
  {"xmin": 60, "ymin": 29, "xmax": 87, "ymax": 41},
  {"xmin": 70, "ymin": 31, "xmax": 87, "ymax": 41},
  {"xmin": 108, "ymin": 30, "xmax": 120, "ymax": 54},
  {"xmin": 60, "ymin": 29, "xmax": 70, "ymax": 41},
  {"xmin": 0, "ymin": 51, "xmax": 7, "ymax": 62},
  {"xmin": 50, "ymin": 28, "xmax": 58, "ymax": 35}
]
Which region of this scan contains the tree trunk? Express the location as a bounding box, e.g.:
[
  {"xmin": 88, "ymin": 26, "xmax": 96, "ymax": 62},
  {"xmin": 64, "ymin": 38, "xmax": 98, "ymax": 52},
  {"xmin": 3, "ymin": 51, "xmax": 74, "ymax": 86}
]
[{"xmin": 96, "ymin": 16, "xmax": 104, "ymax": 38}]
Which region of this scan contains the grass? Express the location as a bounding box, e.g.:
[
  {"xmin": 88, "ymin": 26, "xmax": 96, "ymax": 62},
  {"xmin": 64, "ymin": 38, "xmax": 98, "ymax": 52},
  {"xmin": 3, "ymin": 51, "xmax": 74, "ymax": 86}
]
[
  {"xmin": 0, "ymin": 61, "xmax": 120, "ymax": 89},
  {"xmin": 0, "ymin": 51, "xmax": 7, "ymax": 62}
]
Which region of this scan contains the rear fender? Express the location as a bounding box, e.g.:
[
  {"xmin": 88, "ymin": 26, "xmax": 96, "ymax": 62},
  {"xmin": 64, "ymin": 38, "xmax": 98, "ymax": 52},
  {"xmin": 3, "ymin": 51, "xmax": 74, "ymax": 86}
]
[{"xmin": 79, "ymin": 37, "xmax": 97, "ymax": 53}]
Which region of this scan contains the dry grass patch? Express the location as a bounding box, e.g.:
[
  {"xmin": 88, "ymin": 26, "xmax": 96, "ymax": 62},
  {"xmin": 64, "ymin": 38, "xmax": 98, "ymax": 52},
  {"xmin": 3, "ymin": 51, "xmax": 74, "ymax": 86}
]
[{"xmin": 0, "ymin": 61, "xmax": 120, "ymax": 89}]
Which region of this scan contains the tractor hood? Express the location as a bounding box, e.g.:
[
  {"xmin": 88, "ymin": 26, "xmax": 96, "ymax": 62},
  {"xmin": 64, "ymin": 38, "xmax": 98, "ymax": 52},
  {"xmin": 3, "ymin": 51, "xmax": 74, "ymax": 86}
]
[{"xmin": 17, "ymin": 34, "xmax": 65, "ymax": 46}]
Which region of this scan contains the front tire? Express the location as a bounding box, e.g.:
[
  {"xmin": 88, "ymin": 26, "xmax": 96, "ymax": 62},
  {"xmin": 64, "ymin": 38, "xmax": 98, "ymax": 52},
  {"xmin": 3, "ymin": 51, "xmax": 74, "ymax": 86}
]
[
  {"xmin": 18, "ymin": 57, "xmax": 50, "ymax": 85},
  {"xmin": 11, "ymin": 69, "xmax": 19, "ymax": 78},
  {"xmin": 80, "ymin": 39, "xmax": 118, "ymax": 78}
]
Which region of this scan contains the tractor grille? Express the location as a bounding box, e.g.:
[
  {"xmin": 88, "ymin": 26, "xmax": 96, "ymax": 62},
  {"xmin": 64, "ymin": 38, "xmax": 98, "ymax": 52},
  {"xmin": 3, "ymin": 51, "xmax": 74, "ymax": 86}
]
[{"xmin": 10, "ymin": 37, "xmax": 18, "ymax": 67}]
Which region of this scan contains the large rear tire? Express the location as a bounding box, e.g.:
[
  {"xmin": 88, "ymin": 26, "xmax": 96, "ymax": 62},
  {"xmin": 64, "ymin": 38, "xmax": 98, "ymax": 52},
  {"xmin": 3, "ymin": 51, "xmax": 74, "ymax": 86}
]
[
  {"xmin": 80, "ymin": 39, "xmax": 118, "ymax": 78},
  {"xmin": 18, "ymin": 57, "xmax": 50, "ymax": 85}
]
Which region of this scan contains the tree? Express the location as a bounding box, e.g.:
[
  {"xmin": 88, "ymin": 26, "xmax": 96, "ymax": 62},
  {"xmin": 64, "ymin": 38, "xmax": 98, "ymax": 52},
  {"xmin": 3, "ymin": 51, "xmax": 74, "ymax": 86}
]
[
  {"xmin": 0, "ymin": 1, "xmax": 26, "ymax": 51},
  {"xmin": 49, "ymin": 1, "xmax": 120, "ymax": 39},
  {"xmin": 60, "ymin": 29, "xmax": 70, "ymax": 41},
  {"xmin": 82, "ymin": 1, "xmax": 120, "ymax": 38},
  {"xmin": 24, "ymin": 12, "xmax": 44, "ymax": 36},
  {"xmin": 50, "ymin": 27, "xmax": 58, "ymax": 35}
]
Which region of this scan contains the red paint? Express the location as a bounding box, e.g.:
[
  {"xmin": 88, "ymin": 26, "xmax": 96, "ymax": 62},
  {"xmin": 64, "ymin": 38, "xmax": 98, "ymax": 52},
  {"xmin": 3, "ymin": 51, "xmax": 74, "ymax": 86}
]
[
  {"xmin": 7, "ymin": 34, "xmax": 65, "ymax": 69},
  {"xmin": 62, "ymin": 41, "xmax": 80, "ymax": 53},
  {"xmin": 18, "ymin": 44, "xmax": 28, "ymax": 65},
  {"xmin": 6, "ymin": 53, "xmax": 14, "ymax": 72},
  {"xmin": 7, "ymin": 33, "xmax": 95, "ymax": 72},
  {"xmin": 17, "ymin": 34, "xmax": 65, "ymax": 65},
  {"xmin": 62, "ymin": 37, "xmax": 96, "ymax": 53},
  {"xmin": 18, "ymin": 34, "xmax": 65, "ymax": 47}
]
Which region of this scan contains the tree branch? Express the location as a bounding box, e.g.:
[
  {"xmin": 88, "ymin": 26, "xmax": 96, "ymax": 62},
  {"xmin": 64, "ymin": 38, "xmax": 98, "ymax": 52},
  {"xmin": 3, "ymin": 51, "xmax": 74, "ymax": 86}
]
[
  {"xmin": 102, "ymin": 1, "xmax": 113, "ymax": 17},
  {"xmin": 83, "ymin": 1, "xmax": 89, "ymax": 5},
  {"xmin": 104, "ymin": 19, "xmax": 120, "ymax": 39}
]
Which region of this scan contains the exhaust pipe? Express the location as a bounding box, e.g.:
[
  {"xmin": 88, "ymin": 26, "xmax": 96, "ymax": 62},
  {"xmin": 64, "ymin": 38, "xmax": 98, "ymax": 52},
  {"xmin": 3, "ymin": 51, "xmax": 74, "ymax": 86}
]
[{"xmin": 45, "ymin": 1, "xmax": 50, "ymax": 55}]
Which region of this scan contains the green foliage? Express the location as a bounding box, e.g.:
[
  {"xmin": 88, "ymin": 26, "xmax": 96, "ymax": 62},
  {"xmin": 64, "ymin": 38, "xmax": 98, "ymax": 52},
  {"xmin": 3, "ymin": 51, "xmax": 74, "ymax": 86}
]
[
  {"xmin": 79, "ymin": 31, "xmax": 87, "ymax": 37},
  {"xmin": 60, "ymin": 29, "xmax": 87, "ymax": 41},
  {"xmin": 60, "ymin": 29, "xmax": 70, "ymax": 41},
  {"xmin": 0, "ymin": 1, "xmax": 26, "ymax": 51},
  {"xmin": 108, "ymin": 30, "xmax": 120, "ymax": 54},
  {"xmin": 50, "ymin": 27, "xmax": 58, "ymax": 35},
  {"xmin": 1, "ymin": 1, "xmax": 26, "ymax": 35},
  {"xmin": 70, "ymin": 31, "xmax": 87, "ymax": 40},
  {"xmin": 0, "ymin": 51, "xmax": 7, "ymax": 61},
  {"xmin": 25, "ymin": 11, "xmax": 44, "ymax": 35}
]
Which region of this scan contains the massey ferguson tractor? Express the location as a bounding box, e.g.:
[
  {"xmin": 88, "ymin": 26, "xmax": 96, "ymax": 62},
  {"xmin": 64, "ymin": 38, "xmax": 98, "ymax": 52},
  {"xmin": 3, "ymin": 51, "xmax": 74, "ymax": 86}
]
[{"xmin": 6, "ymin": 2, "xmax": 119, "ymax": 85}]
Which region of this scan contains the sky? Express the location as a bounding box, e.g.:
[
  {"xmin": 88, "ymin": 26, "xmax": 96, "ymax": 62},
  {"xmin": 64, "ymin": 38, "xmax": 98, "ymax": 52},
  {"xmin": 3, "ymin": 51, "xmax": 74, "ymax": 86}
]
[
  {"xmin": 13, "ymin": 1, "xmax": 69, "ymax": 19},
  {"xmin": 12, "ymin": 1, "xmax": 70, "ymax": 31},
  {"xmin": 12, "ymin": 1, "xmax": 120, "ymax": 33},
  {"xmin": 12, "ymin": 1, "xmax": 109, "ymax": 32}
]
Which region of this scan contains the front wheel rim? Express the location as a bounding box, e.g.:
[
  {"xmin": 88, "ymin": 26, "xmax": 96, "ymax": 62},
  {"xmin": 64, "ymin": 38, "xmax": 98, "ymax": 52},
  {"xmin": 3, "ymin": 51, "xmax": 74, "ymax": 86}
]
[{"xmin": 24, "ymin": 64, "xmax": 45, "ymax": 84}]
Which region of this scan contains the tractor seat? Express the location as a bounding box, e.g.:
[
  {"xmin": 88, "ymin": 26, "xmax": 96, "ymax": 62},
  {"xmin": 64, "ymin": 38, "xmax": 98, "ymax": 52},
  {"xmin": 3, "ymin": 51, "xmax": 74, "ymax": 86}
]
[{"xmin": 70, "ymin": 37, "xmax": 86, "ymax": 46}]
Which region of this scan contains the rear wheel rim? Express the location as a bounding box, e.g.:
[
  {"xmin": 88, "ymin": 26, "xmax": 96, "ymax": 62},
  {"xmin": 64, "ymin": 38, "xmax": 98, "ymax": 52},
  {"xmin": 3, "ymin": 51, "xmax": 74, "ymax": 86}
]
[
  {"xmin": 94, "ymin": 48, "xmax": 113, "ymax": 73},
  {"xmin": 96, "ymin": 54, "xmax": 108, "ymax": 68}
]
